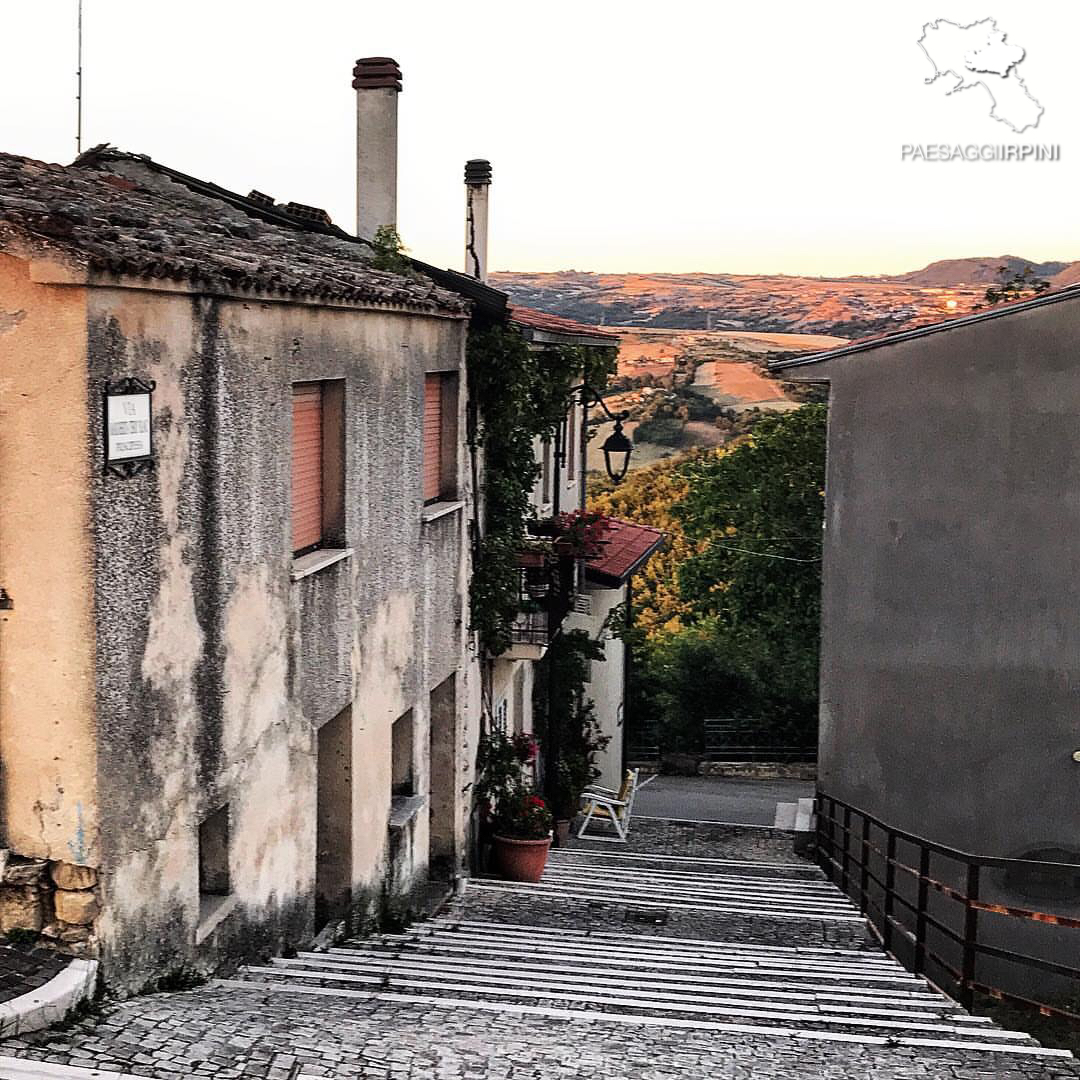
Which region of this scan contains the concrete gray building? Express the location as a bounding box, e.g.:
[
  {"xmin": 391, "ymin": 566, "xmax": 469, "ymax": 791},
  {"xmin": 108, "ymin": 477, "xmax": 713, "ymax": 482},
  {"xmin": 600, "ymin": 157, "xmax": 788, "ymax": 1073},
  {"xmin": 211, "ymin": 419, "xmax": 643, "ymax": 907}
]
[{"xmin": 776, "ymin": 287, "xmax": 1080, "ymax": 994}]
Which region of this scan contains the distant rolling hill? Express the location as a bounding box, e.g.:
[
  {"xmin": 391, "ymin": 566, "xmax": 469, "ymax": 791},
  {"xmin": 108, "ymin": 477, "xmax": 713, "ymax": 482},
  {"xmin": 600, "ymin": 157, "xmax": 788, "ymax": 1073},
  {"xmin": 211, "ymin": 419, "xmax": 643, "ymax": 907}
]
[
  {"xmin": 492, "ymin": 256, "xmax": 1077, "ymax": 340},
  {"xmin": 886, "ymin": 256, "xmax": 1070, "ymax": 287}
]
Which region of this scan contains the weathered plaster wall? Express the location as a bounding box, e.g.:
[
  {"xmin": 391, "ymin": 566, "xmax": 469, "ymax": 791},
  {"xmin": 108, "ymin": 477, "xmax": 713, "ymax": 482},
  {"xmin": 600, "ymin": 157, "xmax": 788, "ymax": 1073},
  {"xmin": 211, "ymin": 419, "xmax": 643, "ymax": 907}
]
[
  {"xmin": 84, "ymin": 283, "xmax": 470, "ymax": 991},
  {"xmin": 0, "ymin": 254, "xmax": 98, "ymax": 868},
  {"xmin": 568, "ymin": 584, "xmax": 626, "ymax": 791}
]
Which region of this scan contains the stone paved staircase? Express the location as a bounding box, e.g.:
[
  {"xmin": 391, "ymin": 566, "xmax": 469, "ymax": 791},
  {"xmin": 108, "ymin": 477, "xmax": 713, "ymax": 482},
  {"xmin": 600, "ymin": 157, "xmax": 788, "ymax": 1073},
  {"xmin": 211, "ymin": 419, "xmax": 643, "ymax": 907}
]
[{"xmin": 231, "ymin": 846, "xmax": 1072, "ymax": 1064}]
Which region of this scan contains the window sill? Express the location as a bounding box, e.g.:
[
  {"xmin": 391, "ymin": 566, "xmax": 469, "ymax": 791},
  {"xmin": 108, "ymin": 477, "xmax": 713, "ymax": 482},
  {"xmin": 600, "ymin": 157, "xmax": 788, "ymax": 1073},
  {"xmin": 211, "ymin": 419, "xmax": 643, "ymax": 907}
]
[
  {"xmin": 389, "ymin": 794, "xmax": 428, "ymax": 830},
  {"xmin": 291, "ymin": 547, "xmax": 354, "ymax": 581},
  {"xmin": 195, "ymin": 893, "xmax": 237, "ymax": 945},
  {"xmin": 421, "ymin": 500, "xmax": 463, "ymax": 525}
]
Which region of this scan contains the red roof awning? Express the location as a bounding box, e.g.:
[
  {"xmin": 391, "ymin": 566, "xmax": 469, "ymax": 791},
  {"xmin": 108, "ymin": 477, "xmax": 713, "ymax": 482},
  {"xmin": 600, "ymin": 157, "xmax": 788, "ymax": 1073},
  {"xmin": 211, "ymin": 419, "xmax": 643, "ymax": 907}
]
[
  {"xmin": 509, "ymin": 304, "xmax": 618, "ymax": 346},
  {"xmin": 585, "ymin": 517, "xmax": 666, "ymax": 587}
]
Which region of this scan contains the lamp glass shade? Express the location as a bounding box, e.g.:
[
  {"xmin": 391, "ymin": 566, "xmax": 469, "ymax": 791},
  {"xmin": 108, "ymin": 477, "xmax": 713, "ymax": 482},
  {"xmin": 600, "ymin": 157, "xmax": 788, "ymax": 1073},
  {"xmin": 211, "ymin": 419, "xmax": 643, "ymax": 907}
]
[{"xmin": 601, "ymin": 420, "xmax": 633, "ymax": 483}]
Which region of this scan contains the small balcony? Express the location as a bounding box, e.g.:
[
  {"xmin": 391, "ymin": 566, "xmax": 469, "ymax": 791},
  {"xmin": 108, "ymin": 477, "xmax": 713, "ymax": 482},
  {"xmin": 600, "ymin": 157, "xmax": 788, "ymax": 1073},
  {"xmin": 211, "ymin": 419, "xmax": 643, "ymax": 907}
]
[{"xmin": 505, "ymin": 549, "xmax": 576, "ymax": 660}]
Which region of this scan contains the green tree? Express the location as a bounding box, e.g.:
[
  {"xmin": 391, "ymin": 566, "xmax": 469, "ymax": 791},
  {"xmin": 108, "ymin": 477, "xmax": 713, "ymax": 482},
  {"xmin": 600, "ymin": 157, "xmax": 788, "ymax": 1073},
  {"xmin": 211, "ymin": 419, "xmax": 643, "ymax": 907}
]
[
  {"xmin": 973, "ymin": 264, "xmax": 1051, "ymax": 311},
  {"xmin": 675, "ymin": 404, "xmax": 826, "ymax": 729}
]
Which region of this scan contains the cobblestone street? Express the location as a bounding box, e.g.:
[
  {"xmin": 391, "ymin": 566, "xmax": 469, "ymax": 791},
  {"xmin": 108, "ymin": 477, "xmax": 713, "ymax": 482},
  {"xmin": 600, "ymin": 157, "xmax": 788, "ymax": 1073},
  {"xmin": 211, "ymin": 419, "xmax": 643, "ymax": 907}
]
[{"xmin": 1, "ymin": 820, "xmax": 1077, "ymax": 1079}]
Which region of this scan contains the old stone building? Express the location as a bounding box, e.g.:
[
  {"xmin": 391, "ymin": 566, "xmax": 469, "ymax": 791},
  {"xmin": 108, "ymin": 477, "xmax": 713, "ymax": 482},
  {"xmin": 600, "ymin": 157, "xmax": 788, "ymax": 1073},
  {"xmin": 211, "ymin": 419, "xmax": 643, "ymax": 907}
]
[{"xmin": 0, "ymin": 145, "xmax": 479, "ymax": 992}]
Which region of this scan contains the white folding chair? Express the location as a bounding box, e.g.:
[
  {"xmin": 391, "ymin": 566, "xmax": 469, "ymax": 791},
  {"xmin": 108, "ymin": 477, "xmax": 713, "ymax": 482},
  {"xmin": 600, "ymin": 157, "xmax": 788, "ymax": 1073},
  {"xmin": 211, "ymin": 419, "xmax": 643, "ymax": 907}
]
[{"xmin": 578, "ymin": 768, "xmax": 640, "ymax": 842}]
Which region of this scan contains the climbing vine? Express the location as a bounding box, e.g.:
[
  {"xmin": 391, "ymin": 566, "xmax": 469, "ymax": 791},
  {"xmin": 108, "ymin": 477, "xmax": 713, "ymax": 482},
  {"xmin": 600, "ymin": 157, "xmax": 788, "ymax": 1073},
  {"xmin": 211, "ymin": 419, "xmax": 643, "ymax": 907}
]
[
  {"xmin": 532, "ymin": 629, "xmax": 610, "ymax": 817},
  {"xmin": 466, "ymin": 323, "xmax": 615, "ymax": 655}
]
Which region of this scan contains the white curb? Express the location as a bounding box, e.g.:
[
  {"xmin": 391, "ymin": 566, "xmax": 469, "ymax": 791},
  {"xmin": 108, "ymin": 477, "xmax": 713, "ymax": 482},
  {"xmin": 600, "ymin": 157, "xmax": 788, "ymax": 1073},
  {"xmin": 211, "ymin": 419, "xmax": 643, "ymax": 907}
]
[
  {"xmin": 0, "ymin": 957, "xmax": 98, "ymax": 1039},
  {"xmin": 0, "ymin": 1056, "xmax": 140, "ymax": 1078}
]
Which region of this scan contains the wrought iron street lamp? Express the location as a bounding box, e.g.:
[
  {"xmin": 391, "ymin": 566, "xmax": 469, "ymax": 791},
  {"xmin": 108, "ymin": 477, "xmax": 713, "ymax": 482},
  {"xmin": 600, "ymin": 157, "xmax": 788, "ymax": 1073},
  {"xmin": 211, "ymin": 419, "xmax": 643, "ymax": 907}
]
[
  {"xmin": 581, "ymin": 387, "xmax": 633, "ymax": 484},
  {"xmin": 599, "ymin": 418, "xmax": 632, "ymax": 484}
]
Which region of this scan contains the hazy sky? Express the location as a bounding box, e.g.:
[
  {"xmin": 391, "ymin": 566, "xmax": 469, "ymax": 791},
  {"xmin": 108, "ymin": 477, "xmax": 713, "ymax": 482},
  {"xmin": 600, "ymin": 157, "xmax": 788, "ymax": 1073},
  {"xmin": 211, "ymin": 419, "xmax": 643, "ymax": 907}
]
[{"xmin": 1, "ymin": 2, "xmax": 1075, "ymax": 276}]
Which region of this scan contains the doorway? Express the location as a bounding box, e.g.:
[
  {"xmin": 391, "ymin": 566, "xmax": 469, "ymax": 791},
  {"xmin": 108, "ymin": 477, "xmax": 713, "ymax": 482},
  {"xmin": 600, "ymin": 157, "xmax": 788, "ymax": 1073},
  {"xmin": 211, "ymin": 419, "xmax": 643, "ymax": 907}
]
[
  {"xmin": 316, "ymin": 705, "xmax": 353, "ymax": 929},
  {"xmin": 428, "ymin": 673, "xmax": 458, "ymax": 879}
]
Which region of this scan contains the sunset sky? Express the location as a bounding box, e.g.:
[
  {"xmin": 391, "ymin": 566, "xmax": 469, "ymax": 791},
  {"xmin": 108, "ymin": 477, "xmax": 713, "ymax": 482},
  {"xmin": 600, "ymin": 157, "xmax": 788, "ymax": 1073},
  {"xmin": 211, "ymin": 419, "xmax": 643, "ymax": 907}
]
[{"xmin": 1, "ymin": 2, "xmax": 1075, "ymax": 276}]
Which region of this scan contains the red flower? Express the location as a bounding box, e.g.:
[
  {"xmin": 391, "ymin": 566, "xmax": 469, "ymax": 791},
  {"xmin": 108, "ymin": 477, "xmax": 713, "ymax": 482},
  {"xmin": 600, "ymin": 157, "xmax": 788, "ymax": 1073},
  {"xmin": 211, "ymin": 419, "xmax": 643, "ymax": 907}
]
[{"xmin": 528, "ymin": 795, "xmax": 546, "ymax": 808}]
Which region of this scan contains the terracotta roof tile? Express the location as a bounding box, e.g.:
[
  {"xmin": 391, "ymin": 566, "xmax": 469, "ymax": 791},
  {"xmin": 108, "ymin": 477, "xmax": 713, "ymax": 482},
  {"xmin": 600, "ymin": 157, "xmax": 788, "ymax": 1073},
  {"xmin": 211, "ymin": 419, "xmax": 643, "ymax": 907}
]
[
  {"xmin": 509, "ymin": 304, "xmax": 618, "ymax": 344},
  {"xmin": 586, "ymin": 517, "xmax": 666, "ymax": 586},
  {"xmin": 0, "ymin": 147, "xmax": 467, "ymax": 315}
]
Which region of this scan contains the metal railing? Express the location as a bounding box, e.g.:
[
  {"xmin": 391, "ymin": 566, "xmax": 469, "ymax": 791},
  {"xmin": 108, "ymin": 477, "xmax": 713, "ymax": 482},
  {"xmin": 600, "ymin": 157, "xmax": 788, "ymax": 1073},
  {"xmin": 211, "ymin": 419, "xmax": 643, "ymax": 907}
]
[
  {"xmin": 703, "ymin": 718, "xmax": 817, "ymax": 763},
  {"xmin": 817, "ymin": 791, "xmax": 1080, "ymax": 1022},
  {"xmin": 508, "ymin": 551, "xmax": 575, "ymax": 648}
]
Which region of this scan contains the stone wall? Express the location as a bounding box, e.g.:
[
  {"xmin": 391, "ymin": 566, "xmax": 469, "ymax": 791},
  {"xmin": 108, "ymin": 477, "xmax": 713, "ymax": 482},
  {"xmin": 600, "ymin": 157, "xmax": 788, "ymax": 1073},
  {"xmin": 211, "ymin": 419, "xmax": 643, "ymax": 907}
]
[
  {"xmin": 698, "ymin": 761, "xmax": 817, "ymax": 781},
  {"xmin": 0, "ymin": 852, "xmax": 99, "ymax": 955}
]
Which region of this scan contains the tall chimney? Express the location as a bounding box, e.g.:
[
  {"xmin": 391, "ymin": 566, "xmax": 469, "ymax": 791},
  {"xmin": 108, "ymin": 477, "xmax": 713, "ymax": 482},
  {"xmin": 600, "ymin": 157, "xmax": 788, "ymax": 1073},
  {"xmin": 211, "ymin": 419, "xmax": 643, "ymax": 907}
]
[
  {"xmin": 353, "ymin": 57, "xmax": 402, "ymax": 240},
  {"xmin": 464, "ymin": 159, "xmax": 492, "ymax": 283}
]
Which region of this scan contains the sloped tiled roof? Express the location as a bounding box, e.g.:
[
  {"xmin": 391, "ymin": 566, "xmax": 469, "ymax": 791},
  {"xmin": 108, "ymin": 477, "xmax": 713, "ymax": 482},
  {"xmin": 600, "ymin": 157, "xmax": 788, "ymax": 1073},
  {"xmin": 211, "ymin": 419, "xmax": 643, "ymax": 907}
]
[
  {"xmin": 0, "ymin": 146, "xmax": 468, "ymax": 315},
  {"xmin": 586, "ymin": 517, "xmax": 666, "ymax": 587},
  {"xmin": 509, "ymin": 304, "xmax": 618, "ymax": 346}
]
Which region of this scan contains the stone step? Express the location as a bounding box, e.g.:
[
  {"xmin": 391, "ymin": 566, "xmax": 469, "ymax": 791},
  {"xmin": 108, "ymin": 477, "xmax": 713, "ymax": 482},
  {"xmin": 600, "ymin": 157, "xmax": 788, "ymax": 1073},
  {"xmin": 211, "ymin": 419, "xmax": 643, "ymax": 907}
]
[
  {"xmin": 774, "ymin": 802, "xmax": 799, "ymax": 830},
  {"xmin": 538, "ymin": 863, "xmax": 843, "ymax": 894},
  {"xmin": 244, "ymin": 962, "xmax": 1029, "ymax": 1041},
  {"xmin": 367, "ymin": 928, "xmax": 909, "ymax": 981},
  {"xmin": 422, "ymin": 918, "xmax": 893, "ymax": 959},
  {"xmin": 231, "ymin": 967, "xmax": 1059, "ymax": 1057},
  {"xmin": 546, "ymin": 848, "xmax": 822, "ymax": 877},
  {"xmin": 328, "ymin": 948, "xmax": 954, "ymax": 1003},
  {"xmin": 217, "ymin": 978, "xmax": 1075, "ymax": 1058},
  {"xmin": 223, "ymin": 843, "xmax": 1068, "ymax": 1063},
  {"xmin": 465, "ymin": 879, "xmax": 863, "ymax": 922},
  {"xmin": 283, "ymin": 953, "xmax": 977, "ymax": 1017}
]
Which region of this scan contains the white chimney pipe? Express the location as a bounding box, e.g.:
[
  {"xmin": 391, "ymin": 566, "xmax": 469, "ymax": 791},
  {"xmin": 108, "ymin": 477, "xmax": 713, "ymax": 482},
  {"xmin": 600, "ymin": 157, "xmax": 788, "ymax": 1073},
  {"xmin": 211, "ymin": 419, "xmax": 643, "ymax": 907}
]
[
  {"xmin": 464, "ymin": 159, "xmax": 492, "ymax": 283},
  {"xmin": 353, "ymin": 57, "xmax": 402, "ymax": 240}
]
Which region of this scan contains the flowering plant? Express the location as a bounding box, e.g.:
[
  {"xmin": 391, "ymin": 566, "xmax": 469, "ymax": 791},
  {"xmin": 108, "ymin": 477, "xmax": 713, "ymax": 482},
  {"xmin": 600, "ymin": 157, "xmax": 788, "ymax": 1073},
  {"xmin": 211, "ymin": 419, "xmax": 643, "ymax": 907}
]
[
  {"xmin": 493, "ymin": 788, "xmax": 553, "ymax": 841},
  {"xmin": 553, "ymin": 510, "xmax": 610, "ymax": 559},
  {"xmin": 511, "ymin": 733, "xmax": 538, "ymax": 764}
]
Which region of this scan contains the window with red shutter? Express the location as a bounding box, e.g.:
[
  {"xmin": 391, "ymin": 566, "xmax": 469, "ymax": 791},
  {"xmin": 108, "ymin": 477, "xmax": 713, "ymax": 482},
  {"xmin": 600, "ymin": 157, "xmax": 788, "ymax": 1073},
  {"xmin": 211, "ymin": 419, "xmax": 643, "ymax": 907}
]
[
  {"xmin": 292, "ymin": 383, "xmax": 324, "ymax": 553},
  {"xmin": 423, "ymin": 374, "xmax": 443, "ymax": 503},
  {"xmin": 423, "ymin": 372, "xmax": 458, "ymax": 504}
]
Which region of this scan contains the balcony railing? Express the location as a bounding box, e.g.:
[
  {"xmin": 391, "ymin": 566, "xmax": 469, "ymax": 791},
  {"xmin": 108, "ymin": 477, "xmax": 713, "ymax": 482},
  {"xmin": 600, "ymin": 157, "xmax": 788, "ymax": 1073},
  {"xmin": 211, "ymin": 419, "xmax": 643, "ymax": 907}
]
[{"xmin": 509, "ymin": 550, "xmax": 575, "ymax": 649}]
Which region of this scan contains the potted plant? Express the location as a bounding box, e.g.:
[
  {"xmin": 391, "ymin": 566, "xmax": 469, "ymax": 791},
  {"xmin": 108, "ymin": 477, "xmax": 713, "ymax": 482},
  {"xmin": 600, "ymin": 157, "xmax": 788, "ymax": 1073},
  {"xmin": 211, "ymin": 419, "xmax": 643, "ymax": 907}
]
[
  {"xmin": 551, "ymin": 759, "xmax": 581, "ymax": 846},
  {"xmin": 476, "ymin": 728, "xmax": 541, "ymax": 873},
  {"xmin": 552, "ymin": 509, "xmax": 610, "ymax": 559},
  {"xmin": 492, "ymin": 788, "xmax": 553, "ymax": 883}
]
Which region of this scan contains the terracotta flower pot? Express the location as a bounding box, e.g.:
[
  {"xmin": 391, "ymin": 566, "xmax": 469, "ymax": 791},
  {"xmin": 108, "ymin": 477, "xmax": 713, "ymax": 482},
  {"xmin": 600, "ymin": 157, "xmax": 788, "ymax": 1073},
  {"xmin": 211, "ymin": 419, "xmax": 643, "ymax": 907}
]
[{"xmin": 493, "ymin": 834, "xmax": 551, "ymax": 883}]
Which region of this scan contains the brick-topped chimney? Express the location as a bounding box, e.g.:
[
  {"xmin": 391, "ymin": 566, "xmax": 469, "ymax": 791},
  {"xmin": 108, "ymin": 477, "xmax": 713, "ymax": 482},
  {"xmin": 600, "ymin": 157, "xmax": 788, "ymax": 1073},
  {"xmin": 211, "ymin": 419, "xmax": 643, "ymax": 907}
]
[
  {"xmin": 353, "ymin": 57, "xmax": 402, "ymax": 240},
  {"xmin": 464, "ymin": 159, "xmax": 492, "ymax": 283}
]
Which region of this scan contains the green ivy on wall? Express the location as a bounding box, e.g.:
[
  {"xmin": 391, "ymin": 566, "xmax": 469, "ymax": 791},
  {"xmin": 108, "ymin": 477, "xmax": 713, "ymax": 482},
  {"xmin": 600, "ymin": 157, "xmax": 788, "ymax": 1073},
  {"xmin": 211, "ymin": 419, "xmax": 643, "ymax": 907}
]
[{"xmin": 465, "ymin": 323, "xmax": 615, "ymax": 655}]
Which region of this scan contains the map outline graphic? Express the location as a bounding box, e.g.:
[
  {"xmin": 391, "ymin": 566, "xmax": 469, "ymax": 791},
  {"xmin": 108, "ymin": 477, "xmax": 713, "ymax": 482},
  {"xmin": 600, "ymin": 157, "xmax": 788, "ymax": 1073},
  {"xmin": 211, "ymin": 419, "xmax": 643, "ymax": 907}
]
[{"xmin": 918, "ymin": 18, "xmax": 1044, "ymax": 134}]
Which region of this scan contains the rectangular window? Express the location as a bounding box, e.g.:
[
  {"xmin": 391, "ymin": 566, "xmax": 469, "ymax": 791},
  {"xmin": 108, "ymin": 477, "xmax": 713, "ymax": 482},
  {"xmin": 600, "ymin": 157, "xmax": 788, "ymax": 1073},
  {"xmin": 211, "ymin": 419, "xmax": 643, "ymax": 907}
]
[
  {"xmin": 292, "ymin": 381, "xmax": 345, "ymax": 556},
  {"xmin": 392, "ymin": 709, "xmax": 415, "ymax": 797},
  {"xmin": 423, "ymin": 372, "xmax": 458, "ymax": 504},
  {"xmin": 198, "ymin": 804, "xmax": 230, "ymax": 899}
]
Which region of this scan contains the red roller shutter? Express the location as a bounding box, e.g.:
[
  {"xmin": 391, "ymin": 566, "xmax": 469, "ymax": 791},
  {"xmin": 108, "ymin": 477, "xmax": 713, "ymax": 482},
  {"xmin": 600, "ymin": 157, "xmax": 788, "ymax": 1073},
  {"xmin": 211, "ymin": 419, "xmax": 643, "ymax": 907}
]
[
  {"xmin": 292, "ymin": 383, "xmax": 323, "ymax": 552},
  {"xmin": 423, "ymin": 374, "xmax": 443, "ymax": 502}
]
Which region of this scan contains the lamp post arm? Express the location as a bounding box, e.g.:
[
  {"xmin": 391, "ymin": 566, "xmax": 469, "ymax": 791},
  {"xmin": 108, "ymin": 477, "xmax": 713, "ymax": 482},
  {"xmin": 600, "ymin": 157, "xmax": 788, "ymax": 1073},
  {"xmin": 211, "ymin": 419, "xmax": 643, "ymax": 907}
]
[{"xmin": 571, "ymin": 383, "xmax": 628, "ymax": 423}]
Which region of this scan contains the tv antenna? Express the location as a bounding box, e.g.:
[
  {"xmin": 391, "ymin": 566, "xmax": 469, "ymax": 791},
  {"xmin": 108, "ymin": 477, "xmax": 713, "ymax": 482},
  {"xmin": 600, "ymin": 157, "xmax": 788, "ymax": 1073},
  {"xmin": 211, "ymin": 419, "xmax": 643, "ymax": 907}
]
[{"xmin": 76, "ymin": 0, "xmax": 83, "ymax": 154}]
